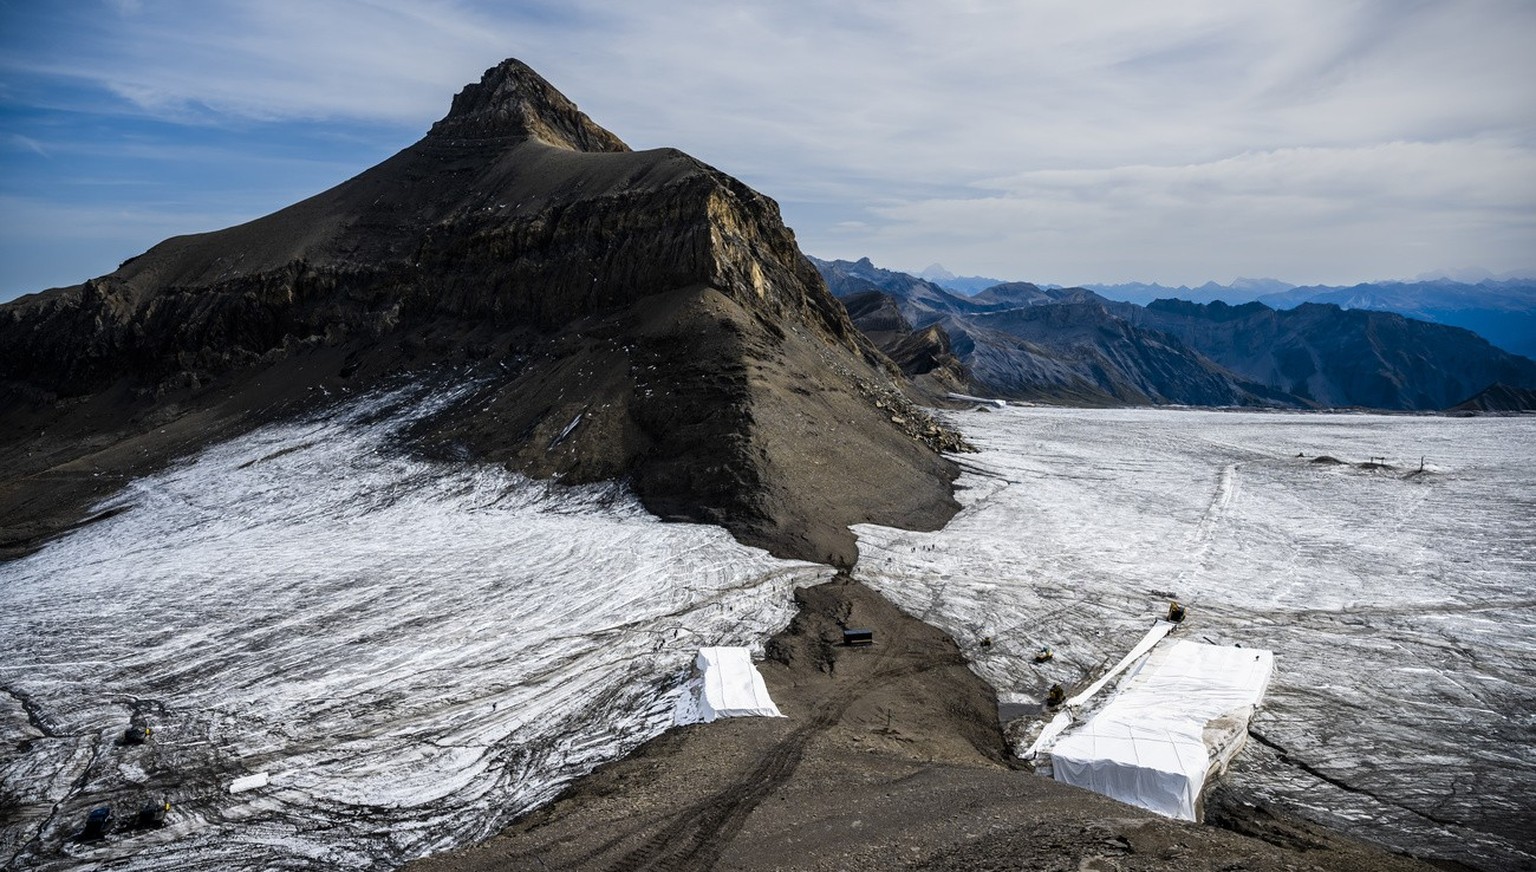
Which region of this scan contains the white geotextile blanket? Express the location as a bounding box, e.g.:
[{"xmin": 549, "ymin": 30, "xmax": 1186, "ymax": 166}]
[
  {"xmin": 1050, "ymin": 639, "xmax": 1274, "ymax": 820},
  {"xmin": 673, "ymin": 646, "xmax": 784, "ymax": 724}
]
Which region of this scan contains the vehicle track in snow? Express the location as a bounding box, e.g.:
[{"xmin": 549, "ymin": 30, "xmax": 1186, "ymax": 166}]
[{"xmin": 1185, "ymin": 461, "xmax": 1242, "ymax": 588}]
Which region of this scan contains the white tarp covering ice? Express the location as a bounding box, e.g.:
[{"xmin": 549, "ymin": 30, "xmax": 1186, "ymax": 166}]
[
  {"xmin": 1025, "ymin": 620, "xmax": 1175, "ymax": 759},
  {"xmin": 1049, "ymin": 639, "xmax": 1274, "ymax": 821},
  {"xmin": 227, "ymin": 773, "xmax": 269, "ymax": 795},
  {"xmin": 673, "ymin": 647, "xmax": 783, "ymax": 724}
]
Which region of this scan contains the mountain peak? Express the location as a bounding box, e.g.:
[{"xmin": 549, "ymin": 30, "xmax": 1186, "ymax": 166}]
[
  {"xmin": 429, "ymin": 58, "xmax": 630, "ymax": 152},
  {"xmin": 1, "ymin": 57, "xmax": 963, "ymax": 569}
]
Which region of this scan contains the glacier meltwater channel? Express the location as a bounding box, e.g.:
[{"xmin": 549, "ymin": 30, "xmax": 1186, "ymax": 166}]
[
  {"xmin": 0, "ymin": 384, "xmax": 831, "ymax": 871},
  {"xmin": 855, "ymin": 405, "xmax": 1536, "ymax": 871}
]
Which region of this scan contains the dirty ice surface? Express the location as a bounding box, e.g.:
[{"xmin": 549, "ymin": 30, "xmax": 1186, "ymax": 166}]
[
  {"xmin": 0, "ymin": 385, "xmax": 830, "ymax": 871},
  {"xmin": 855, "ymin": 407, "xmax": 1535, "ymax": 871}
]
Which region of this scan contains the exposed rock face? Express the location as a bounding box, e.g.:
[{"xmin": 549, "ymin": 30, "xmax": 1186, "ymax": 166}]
[
  {"xmin": 839, "ymin": 290, "xmax": 969, "ymax": 393},
  {"xmin": 0, "ymin": 60, "xmax": 960, "ymax": 564},
  {"xmin": 5, "ymin": 67, "xmax": 853, "ymax": 393},
  {"xmin": 428, "ymin": 58, "xmax": 630, "ymax": 149}
]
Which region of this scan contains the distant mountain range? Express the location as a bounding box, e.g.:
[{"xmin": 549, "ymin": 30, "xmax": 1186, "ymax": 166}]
[
  {"xmin": 812, "ymin": 257, "xmax": 1536, "ymax": 411},
  {"xmin": 916, "ymin": 263, "xmax": 1010, "ymax": 296},
  {"xmin": 1083, "ymin": 278, "xmax": 1297, "ymax": 306},
  {"xmin": 1086, "ymin": 278, "xmax": 1536, "ymax": 360},
  {"xmin": 1253, "ymin": 280, "xmax": 1536, "ymax": 360},
  {"xmin": 917, "ymin": 266, "xmax": 1536, "ymax": 360}
]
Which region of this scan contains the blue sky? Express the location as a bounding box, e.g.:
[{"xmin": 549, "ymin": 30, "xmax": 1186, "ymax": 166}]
[{"xmin": 2, "ymin": 0, "xmax": 1534, "ymax": 299}]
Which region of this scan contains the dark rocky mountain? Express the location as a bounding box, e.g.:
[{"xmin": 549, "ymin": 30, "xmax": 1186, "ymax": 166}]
[
  {"xmin": 837, "ymin": 291, "xmax": 969, "ymax": 394},
  {"xmin": 1088, "ymin": 277, "xmax": 1536, "ymax": 359},
  {"xmin": 813, "ymin": 257, "xmax": 1295, "ymax": 407},
  {"xmin": 970, "ymin": 281, "xmax": 1104, "ymax": 308},
  {"xmin": 1446, "ymin": 383, "xmax": 1536, "ymax": 414},
  {"xmin": 811, "ymin": 257, "xmax": 1100, "ymax": 316},
  {"xmin": 0, "ymin": 59, "xmax": 963, "ymax": 565},
  {"xmin": 948, "ymin": 303, "xmax": 1296, "ymax": 407},
  {"xmin": 1124, "ymin": 299, "xmax": 1536, "ymax": 410},
  {"xmin": 1256, "ymin": 279, "xmax": 1536, "ymax": 359},
  {"xmin": 814, "ymin": 256, "xmax": 978, "ymax": 316},
  {"xmin": 814, "ymin": 257, "xmax": 1536, "ymax": 410}
]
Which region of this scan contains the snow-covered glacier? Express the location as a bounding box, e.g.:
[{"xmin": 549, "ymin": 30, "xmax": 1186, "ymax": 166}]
[
  {"xmin": 5, "ymin": 392, "xmax": 1531, "ymax": 871},
  {"xmin": 854, "ymin": 406, "xmax": 1536, "ymax": 871},
  {"xmin": 0, "ymin": 385, "xmax": 831, "ymax": 871}
]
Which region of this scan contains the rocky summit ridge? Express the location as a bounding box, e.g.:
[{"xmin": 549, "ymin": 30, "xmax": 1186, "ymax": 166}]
[
  {"xmin": 0, "ymin": 59, "xmax": 962, "ymax": 564},
  {"xmin": 429, "ymin": 58, "xmax": 630, "ymax": 150}
]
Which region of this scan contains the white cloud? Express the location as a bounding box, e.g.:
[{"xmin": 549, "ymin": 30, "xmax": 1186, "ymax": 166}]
[
  {"xmin": 979, "ymin": 140, "xmax": 1536, "ymax": 212},
  {"xmin": 851, "ymin": 139, "xmax": 1536, "ymax": 285},
  {"xmin": 12, "ymin": 1, "xmax": 530, "ymax": 124},
  {"xmin": 3, "ymin": 0, "xmax": 1534, "ymax": 286},
  {"xmin": 8, "ymin": 134, "xmax": 50, "ymax": 157}
]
